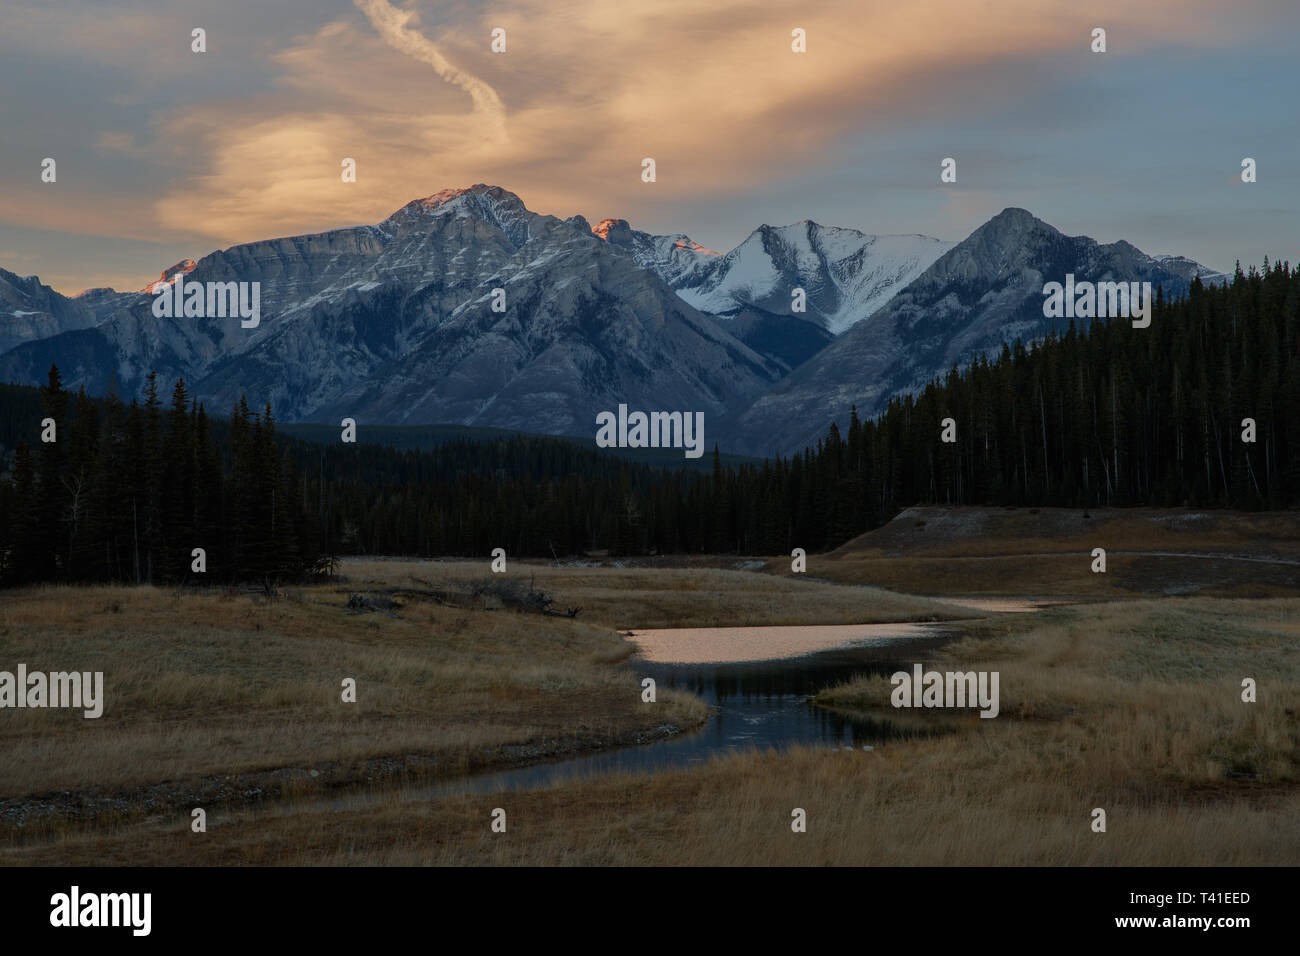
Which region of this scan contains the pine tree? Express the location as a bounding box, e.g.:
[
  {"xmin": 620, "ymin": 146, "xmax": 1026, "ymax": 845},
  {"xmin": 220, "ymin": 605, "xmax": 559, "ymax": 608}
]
[
  {"xmin": 157, "ymin": 380, "xmax": 190, "ymax": 577},
  {"xmin": 6, "ymin": 443, "xmax": 41, "ymax": 584},
  {"xmin": 34, "ymin": 365, "xmax": 69, "ymax": 580},
  {"xmin": 64, "ymin": 387, "xmax": 99, "ymax": 579}
]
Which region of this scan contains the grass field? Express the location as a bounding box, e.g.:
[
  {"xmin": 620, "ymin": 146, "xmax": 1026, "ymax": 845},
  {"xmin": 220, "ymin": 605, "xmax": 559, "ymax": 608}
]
[
  {"xmin": 7, "ymin": 596, "xmax": 1295, "ymax": 865},
  {"xmin": 767, "ymin": 506, "xmax": 1300, "ymax": 597},
  {"xmin": 342, "ymin": 558, "xmax": 968, "ymax": 628},
  {"xmin": 3, "ymin": 508, "xmax": 1297, "ymax": 865},
  {"xmin": 0, "ymin": 559, "xmax": 954, "ymax": 842}
]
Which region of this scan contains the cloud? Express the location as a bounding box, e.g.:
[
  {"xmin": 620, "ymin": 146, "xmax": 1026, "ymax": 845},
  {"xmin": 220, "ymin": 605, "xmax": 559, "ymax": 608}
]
[
  {"xmin": 5, "ymin": 0, "xmax": 1291, "ymax": 283},
  {"xmin": 149, "ymin": 0, "xmax": 1281, "ymax": 247},
  {"xmin": 352, "ymin": 0, "xmax": 506, "ymax": 140}
]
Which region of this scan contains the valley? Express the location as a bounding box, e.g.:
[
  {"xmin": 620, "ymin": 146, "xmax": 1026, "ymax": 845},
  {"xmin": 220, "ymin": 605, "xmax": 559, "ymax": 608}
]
[
  {"xmin": 1, "ymin": 506, "xmax": 1294, "ymax": 866},
  {"xmin": 0, "ymin": 188, "xmax": 1226, "ymax": 458}
]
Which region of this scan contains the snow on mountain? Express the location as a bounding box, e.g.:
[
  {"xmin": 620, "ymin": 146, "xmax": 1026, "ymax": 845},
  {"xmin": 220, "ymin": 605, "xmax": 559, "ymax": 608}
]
[
  {"xmin": 0, "ymin": 269, "xmax": 109, "ymax": 357},
  {"xmin": 141, "ymin": 258, "xmax": 198, "ymax": 293},
  {"xmin": 666, "ymin": 221, "xmax": 951, "ymax": 335},
  {"xmin": 0, "ymin": 185, "xmax": 782, "ymax": 436},
  {"xmin": 590, "ymin": 218, "xmax": 720, "ymax": 289},
  {"xmin": 1149, "ymin": 253, "xmax": 1230, "ymax": 286},
  {"xmin": 2, "ymin": 191, "xmax": 1231, "ymax": 458},
  {"xmin": 591, "ymin": 217, "xmax": 951, "ymax": 371},
  {"xmin": 720, "ymin": 208, "xmax": 1228, "ymax": 456}
]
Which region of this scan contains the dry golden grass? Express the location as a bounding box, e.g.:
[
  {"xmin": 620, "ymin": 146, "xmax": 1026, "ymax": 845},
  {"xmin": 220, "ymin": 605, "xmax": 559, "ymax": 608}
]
[
  {"xmin": 837, "ymin": 507, "xmax": 1300, "ymax": 557},
  {"xmin": 0, "ymin": 575, "xmax": 705, "ymax": 818},
  {"xmin": 342, "ymin": 558, "xmax": 968, "ymax": 627},
  {"xmin": 819, "ymin": 599, "xmax": 1300, "ymax": 786},
  {"xmin": 774, "ymin": 507, "xmax": 1300, "ymax": 597},
  {"xmin": 8, "ymin": 595, "xmax": 1297, "ymax": 865},
  {"xmin": 1, "ymin": 558, "xmax": 945, "ymax": 840},
  {"xmin": 10, "ymin": 737, "xmax": 1295, "ymax": 866}
]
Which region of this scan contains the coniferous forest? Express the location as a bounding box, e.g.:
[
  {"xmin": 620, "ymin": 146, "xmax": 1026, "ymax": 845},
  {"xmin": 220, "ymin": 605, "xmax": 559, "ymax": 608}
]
[{"xmin": 1, "ymin": 261, "xmax": 1297, "ymax": 585}]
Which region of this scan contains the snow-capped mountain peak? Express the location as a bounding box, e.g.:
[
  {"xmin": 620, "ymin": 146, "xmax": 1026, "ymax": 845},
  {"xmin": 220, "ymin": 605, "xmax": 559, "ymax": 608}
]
[
  {"xmin": 142, "ymin": 259, "xmax": 198, "ymax": 294},
  {"xmin": 720, "ymin": 207, "xmax": 1229, "ymax": 456},
  {"xmin": 669, "ymin": 220, "xmax": 953, "ymax": 335},
  {"xmin": 590, "ymin": 217, "xmax": 720, "ymax": 288},
  {"xmin": 1, "ymin": 185, "xmax": 782, "ymax": 435},
  {"xmin": 385, "ymin": 184, "xmax": 538, "ymax": 249},
  {"xmin": 1, "ymin": 190, "xmax": 1233, "ymax": 461}
]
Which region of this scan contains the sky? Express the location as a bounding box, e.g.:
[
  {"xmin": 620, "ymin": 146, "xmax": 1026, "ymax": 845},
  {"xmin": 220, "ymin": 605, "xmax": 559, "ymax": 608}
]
[{"xmin": 0, "ymin": 0, "xmax": 1296, "ymax": 294}]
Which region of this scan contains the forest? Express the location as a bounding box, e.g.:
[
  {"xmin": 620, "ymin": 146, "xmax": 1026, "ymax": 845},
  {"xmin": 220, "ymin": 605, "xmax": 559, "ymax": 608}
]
[{"xmin": 1, "ymin": 260, "xmax": 1296, "ymax": 584}]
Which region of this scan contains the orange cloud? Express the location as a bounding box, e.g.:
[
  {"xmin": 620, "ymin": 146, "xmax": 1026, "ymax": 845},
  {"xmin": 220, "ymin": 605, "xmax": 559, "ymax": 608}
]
[
  {"xmin": 0, "ymin": 0, "xmax": 1268, "ymax": 272},
  {"xmin": 145, "ymin": 0, "xmax": 1267, "ymax": 247}
]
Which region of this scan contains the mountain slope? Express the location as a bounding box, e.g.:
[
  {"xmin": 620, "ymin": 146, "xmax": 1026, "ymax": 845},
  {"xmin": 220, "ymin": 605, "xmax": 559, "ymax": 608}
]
[
  {"xmin": 671, "ymin": 221, "xmax": 952, "ymax": 336},
  {"xmin": 593, "ymin": 217, "xmax": 950, "ymax": 370},
  {"xmin": 0, "ymin": 186, "xmax": 782, "ymax": 437},
  {"xmin": 721, "ymin": 208, "xmax": 1227, "ymax": 456},
  {"xmin": 0, "ymin": 269, "xmax": 117, "ymax": 357},
  {"xmin": 591, "ymin": 217, "xmax": 721, "ymax": 288},
  {"xmin": 2, "ymin": 196, "xmax": 1229, "ymax": 458}
]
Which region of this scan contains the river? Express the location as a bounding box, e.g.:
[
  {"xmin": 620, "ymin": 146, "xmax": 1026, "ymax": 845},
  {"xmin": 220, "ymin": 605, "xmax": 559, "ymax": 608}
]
[
  {"xmin": 316, "ymin": 600, "xmax": 1047, "ymax": 804},
  {"xmin": 420, "ymin": 620, "xmax": 972, "ymax": 798}
]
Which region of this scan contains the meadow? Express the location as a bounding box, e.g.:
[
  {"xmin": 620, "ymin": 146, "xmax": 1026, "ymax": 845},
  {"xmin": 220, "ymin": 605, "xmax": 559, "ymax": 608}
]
[{"xmin": 3, "ymin": 508, "xmax": 1296, "ymax": 865}]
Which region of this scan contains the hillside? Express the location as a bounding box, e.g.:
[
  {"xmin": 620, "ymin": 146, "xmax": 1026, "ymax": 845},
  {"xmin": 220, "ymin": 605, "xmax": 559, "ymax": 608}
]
[{"xmin": 778, "ymin": 505, "xmax": 1300, "ymax": 598}]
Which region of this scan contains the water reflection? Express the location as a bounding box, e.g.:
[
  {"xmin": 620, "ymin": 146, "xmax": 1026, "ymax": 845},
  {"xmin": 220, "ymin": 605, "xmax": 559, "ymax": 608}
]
[
  {"xmin": 625, "ymin": 621, "xmax": 941, "ymax": 664},
  {"xmin": 424, "ymin": 630, "xmax": 954, "ymax": 798}
]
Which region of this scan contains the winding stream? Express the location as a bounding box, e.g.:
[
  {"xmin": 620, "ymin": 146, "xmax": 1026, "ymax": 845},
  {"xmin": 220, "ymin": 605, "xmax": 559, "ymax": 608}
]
[
  {"xmin": 421, "ymin": 621, "xmax": 983, "ymax": 799},
  {"xmin": 328, "ymin": 600, "xmax": 1047, "ymax": 804}
]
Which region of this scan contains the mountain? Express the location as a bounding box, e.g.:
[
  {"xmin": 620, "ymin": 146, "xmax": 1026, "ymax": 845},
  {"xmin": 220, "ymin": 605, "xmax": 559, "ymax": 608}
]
[
  {"xmin": 593, "ymin": 217, "xmax": 951, "ymax": 370},
  {"xmin": 720, "ymin": 207, "xmax": 1227, "ymax": 456},
  {"xmin": 2, "ymin": 195, "xmax": 1229, "ymax": 459},
  {"xmin": 0, "ymin": 186, "xmax": 782, "ymax": 437},
  {"xmin": 591, "ymin": 217, "xmax": 720, "ymax": 288},
  {"xmin": 73, "ymin": 286, "xmax": 137, "ymax": 322},
  {"xmin": 0, "ymin": 269, "xmax": 123, "ymax": 357},
  {"xmin": 671, "ymin": 221, "xmax": 952, "ymax": 336}
]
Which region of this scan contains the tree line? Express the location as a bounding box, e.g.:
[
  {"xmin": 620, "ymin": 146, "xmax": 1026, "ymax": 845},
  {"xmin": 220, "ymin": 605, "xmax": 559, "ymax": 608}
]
[
  {"xmin": 1, "ymin": 259, "xmax": 1296, "ymax": 583},
  {"xmin": 0, "ymin": 372, "xmax": 317, "ymax": 585}
]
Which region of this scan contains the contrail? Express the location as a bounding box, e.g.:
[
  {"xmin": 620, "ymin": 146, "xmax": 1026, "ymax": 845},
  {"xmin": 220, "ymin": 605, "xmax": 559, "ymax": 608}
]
[{"xmin": 354, "ymin": 0, "xmax": 506, "ymax": 139}]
